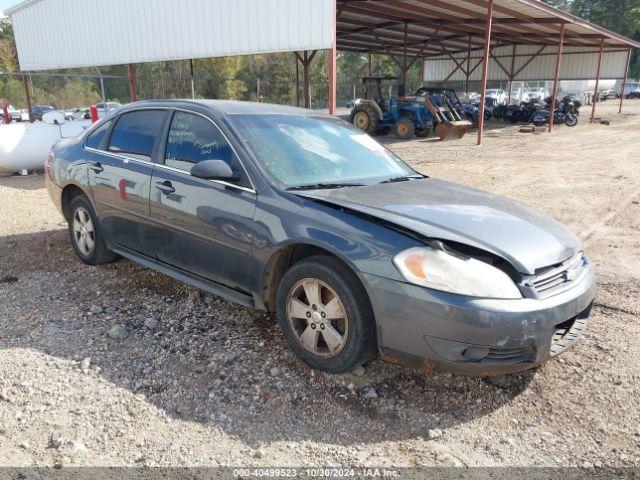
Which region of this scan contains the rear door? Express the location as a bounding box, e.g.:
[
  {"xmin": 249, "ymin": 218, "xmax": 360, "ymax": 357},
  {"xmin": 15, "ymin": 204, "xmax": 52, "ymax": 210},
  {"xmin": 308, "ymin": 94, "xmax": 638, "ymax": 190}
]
[
  {"xmin": 149, "ymin": 110, "xmax": 257, "ymax": 292},
  {"xmin": 86, "ymin": 109, "xmax": 169, "ymax": 255}
]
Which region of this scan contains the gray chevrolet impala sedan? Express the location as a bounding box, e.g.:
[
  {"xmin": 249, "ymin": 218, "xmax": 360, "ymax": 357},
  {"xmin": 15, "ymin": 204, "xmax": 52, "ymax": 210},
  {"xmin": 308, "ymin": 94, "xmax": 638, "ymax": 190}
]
[{"xmin": 46, "ymin": 100, "xmax": 595, "ymax": 375}]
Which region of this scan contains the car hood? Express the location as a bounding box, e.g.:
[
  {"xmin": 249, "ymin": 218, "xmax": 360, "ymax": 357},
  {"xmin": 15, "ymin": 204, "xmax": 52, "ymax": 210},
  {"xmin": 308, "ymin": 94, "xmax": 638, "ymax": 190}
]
[{"xmin": 295, "ymin": 178, "xmax": 580, "ymax": 275}]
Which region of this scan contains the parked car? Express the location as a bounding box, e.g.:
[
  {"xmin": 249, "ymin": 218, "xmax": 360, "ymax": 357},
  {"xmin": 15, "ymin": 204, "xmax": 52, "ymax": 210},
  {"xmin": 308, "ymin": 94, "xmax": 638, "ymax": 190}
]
[
  {"xmin": 46, "ymin": 100, "xmax": 595, "ymax": 375},
  {"xmin": 622, "ymin": 84, "xmax": 640, "ymax": 99},
  {"xmin": 484, "ymin": 89, "xmax": 508, "ymax": 105},
  {"xmin": 7, "ymin": 105, "xmax": 22, "ymax": 122},
  {"xmin": 65, "ymin": 107, "xmax": 90, "ymax": 121},
  {"xmin": 95, "ymin": 102, "xmax": 122, "ymax": 117},
  {"xmin": 521, "ymin": 88, "xmax": 549, "ymax": 103},
  {"xmin": 31, "ymin": 105, "xmax": 56, "ymax": 121}
]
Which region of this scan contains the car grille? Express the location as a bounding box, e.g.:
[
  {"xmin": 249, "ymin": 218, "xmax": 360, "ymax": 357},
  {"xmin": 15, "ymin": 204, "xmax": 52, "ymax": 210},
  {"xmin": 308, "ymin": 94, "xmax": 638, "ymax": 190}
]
[
  {"xmin": 530, "ymin": 253, "xmax": 587, "ymax": 298},
  {"xmin": 484, "ymin": 346, "xmax": 534, "ymax": 364}
]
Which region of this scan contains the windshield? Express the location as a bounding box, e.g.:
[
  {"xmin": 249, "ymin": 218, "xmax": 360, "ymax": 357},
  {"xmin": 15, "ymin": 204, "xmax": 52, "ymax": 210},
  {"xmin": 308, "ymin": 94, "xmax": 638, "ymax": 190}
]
[{"xmin": 232, "ymin": 114, "xmax": 417, "ymax": 188}]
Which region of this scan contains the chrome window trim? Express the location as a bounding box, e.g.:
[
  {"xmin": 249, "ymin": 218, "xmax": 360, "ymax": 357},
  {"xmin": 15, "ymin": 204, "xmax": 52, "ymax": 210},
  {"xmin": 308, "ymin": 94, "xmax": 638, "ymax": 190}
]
[{"xmin": 82, "ymin": 106, "xmax": 257, "ymax": 195}]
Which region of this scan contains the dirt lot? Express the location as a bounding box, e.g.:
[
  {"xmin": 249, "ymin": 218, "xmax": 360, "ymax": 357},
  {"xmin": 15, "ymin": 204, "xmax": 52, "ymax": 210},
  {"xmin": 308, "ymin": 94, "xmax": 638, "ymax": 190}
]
[{"xmin": 1, "ymin": 100, "xmax": 639, "ymax": 469}]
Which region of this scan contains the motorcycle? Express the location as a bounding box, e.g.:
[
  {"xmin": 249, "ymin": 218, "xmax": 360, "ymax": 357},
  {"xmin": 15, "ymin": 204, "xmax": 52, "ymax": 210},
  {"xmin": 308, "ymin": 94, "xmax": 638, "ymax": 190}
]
[
  {"xmin": 532, "ymin": 96, "xmax": 581, "ymax": 127},
  {"xmin": 503, "ymin": 100, "xmax": 544, "ymax": 124}
]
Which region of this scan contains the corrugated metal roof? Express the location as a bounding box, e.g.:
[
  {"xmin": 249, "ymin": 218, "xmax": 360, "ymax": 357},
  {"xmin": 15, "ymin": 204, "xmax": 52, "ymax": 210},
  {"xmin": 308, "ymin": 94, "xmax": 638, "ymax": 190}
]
[
  {"xmin": 336, "ymin": 0, "xmax": 640, "ymax": 58},
  {"xmin": 6, "ymin": 0, "xmax": 638, "ymax": 74},
  {"xmin": 8, "ymin": 0, "xmax": 334, "ymax": 71}
]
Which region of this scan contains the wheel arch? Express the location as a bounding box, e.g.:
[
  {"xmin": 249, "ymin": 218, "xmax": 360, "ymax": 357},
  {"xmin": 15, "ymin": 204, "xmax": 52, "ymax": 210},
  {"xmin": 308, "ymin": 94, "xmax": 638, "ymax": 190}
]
[
  {"xmin": 61, "ymin": 183, "xmax": 92, "ymax": 221},
  {"xmin": 258, "ymin": 240, "xmax": 374, "ymax": 315}
]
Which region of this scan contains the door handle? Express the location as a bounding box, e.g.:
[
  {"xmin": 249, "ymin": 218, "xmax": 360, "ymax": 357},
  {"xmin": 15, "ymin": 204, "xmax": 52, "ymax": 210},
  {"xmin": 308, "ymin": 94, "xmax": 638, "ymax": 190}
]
[
  {"xmin": 89, "ymin": 161, "xmax": 103, "ymax": 173},
  {"xmin": 155, "ymin": 181, "xmax": 175, "ymax": 194}
]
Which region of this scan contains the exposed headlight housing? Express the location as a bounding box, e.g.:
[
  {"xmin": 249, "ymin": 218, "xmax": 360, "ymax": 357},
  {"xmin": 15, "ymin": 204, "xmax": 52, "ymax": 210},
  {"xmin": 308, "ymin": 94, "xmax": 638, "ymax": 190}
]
[{"xmin": 393, "ymin": 244, "xmax": 522, "ymax": 299}]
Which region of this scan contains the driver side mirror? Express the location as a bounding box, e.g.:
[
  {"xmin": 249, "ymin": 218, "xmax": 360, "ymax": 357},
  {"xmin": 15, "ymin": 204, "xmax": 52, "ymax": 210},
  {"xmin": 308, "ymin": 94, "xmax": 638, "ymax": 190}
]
[{"xmin": 190, "ymin": 160, "xmax": 239, "ymax": 182}]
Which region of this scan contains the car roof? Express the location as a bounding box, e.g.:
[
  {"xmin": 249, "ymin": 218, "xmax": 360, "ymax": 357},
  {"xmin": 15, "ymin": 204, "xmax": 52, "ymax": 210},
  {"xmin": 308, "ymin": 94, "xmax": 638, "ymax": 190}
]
[{"xmin": 120, "ymin": 99, "xmax": 321, "ymax": 116}]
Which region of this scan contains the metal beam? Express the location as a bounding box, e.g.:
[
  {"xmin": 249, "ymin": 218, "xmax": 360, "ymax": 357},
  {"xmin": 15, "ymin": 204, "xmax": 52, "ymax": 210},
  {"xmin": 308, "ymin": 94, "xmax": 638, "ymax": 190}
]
[
  {"xmin": 127, "ymin": 64, "xmax": 137, "ymax": 102},
  {"xmin": 548, "ymin": 23, "xmax": 565, "ymax": 132},
  {"xmin": 477, "ymin": 0, "xmax": 494, "ymax": 146},
  {"xmin": 619, "ymin": 48, "xmax": 631, "ymax": 113},
  {"xmin": 328, "ymin": 0, "xmax": 337, "ymax": 115},
  {"xmin": 590, "ymin": 38, "xmax": 605, "ymax": 123}
]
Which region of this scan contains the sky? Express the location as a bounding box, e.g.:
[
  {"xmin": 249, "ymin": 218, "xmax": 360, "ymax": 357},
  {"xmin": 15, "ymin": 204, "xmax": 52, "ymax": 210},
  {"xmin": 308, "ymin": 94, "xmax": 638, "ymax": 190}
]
[{"xmin": 0, "ymin": 0, "xmax": 20, "ymax": 17}]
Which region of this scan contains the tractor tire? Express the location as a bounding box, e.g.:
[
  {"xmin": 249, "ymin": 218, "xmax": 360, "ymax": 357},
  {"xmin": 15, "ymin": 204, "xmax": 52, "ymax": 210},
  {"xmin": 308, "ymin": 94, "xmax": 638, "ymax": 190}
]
[
  {"xmin": 393, "ymin": 119, "xmax": 415, "ymax": 140},
  {"xmin": 350, "ymin": 104, "xmax": 379, "ymax": 135},
  {"xmin": 416, "ymin": 127, "xmax": 431, "ymax": 138}
]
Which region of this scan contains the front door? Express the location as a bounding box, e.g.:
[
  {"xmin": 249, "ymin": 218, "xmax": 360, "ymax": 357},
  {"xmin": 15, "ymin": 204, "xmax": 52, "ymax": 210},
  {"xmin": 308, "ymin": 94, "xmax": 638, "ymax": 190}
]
[
  {"xmin": 86, "ymin": 109, "xmax": 168, "ymax": 255},
  {"xmin": 149, "ymin": 110, "xmax": 257, "ymax": 293}
]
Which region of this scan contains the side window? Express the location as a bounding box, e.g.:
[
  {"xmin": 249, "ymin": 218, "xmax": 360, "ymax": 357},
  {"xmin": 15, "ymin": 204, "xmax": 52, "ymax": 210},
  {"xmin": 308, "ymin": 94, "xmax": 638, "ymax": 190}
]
[
  {"xmin": 165, "ymin": 112, "xmax": 234, "ymax": 173},
  {"xmin": 108, "ymin": 110, "xmax": 167, "ymax": 161},
  {"xmin": 85, "ymin": 120, "xmax": 112, "ymax": 150}
]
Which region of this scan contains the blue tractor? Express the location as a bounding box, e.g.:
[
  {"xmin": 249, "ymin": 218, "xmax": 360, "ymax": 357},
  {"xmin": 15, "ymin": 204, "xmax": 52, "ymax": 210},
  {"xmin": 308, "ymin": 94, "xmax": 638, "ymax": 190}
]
[{"xmin": 350, "ymin": 77, "xmax": 471, "ymax": 140}]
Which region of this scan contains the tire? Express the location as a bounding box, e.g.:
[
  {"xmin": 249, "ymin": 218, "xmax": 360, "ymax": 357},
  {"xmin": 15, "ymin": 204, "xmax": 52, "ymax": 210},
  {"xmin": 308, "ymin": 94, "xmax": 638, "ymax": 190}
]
[
  {"xmin": 276, "ymin": 255, "xmax": 377, "ymax": 373},
  {"xmin": 533, "ymin": 120, "xmax": 545, "ymax": 127},
  {"xmin": 393, "ymin": 119, "xmax": 415, "ymax": 140},
  {"xmin": 350, "ymin": 104, "xmax": 379, "ymax": 135},
  {"xmin": 68, "ymin": 195, "xmax": 118, "ymax": 265},
  {"xmin": 564, "ymin": 114, "xmax": 578, "ymax": 127}
]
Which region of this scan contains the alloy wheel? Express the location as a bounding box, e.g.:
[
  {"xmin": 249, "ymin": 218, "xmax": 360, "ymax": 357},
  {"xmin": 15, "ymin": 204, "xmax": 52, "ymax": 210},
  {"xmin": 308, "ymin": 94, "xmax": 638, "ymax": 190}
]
[
  {"xmin": 72, "ymin": 207, "xmax": 95, "ymax": 256},
  {"xmin": 286, "ymin": 278, "xmax": 348, "ymax": 358}
]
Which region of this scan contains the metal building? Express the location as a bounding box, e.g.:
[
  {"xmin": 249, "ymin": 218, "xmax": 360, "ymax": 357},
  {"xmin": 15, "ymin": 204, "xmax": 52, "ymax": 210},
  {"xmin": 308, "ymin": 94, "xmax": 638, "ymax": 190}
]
[{"xmin": 6, "ymin": 0, "xmax": 640, "ymax": 144}]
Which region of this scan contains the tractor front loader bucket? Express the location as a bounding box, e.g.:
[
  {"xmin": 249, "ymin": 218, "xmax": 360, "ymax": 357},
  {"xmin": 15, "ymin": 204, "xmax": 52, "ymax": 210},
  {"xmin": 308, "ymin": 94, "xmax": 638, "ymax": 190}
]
[{"xmin": 424, "ymin": 95, "xmax": 472, "ymax": 141}]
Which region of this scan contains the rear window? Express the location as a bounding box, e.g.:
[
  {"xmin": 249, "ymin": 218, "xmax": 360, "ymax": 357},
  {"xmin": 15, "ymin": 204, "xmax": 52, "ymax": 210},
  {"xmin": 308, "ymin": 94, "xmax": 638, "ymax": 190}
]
[
  {"xmin": 85, "ymin": 120, "xmax": 112, "ymax": 150},
  {"xmin": 108, "ymin": 110, "xmax": 167, "ymax": 161}
]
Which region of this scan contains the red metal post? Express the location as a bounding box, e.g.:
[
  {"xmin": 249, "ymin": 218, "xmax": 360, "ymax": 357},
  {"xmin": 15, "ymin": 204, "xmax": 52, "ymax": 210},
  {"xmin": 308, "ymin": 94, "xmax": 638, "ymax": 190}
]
[
  {"xmin": 22, "ymin": 74, "xmax": 33, "ymax": 123},
  {"xmin": 90, "ymin": 105, "xmax": 99, "ymax": 123},
  {"xmin": 507, "ymin": 44, "xmax": 516, "ymax": 104},
  {"xmin": 548, "ymin": 23, "xmax": 566, "ymax": 132},
  {"xmin": 1, "ymin": 99, "xmax": 9, "ymax": 124},
  {"xmin": 295, "ymin": 53, "xmax": 300, "ymax": 107},
  {"xmin": 328, "ymin": 0, "xmax": 337, "ymax": 115},
  {"xmin": 401, "ymin": 22, "xmax": 408, "ymax": 96},
  {"xmin": 303, "ymin": 51, "xmax": 310, "ymax": 108},
  {"xmin": 619, "ymin": 48, "xmax": 631, "ymax": 114},
  {"xmin": 590, "ymin": 38, "xmax": 605, "ymax": 123},
  {"xmin": 465, "ymin": 35, "xmax": 472, "ymax": 94},
  {"xmin": 127, "ymin": 64, "xmax": 137, "ymax": 102},
  {"xmin": 477, "ymin": 0, "xmax": 494, "ymax": 146}
]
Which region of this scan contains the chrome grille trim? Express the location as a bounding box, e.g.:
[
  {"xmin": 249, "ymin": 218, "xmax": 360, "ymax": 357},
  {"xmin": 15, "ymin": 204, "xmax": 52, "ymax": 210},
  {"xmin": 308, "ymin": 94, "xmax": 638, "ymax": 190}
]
[{"xmin": 521, "ymin": 252, "xmax": 588, "ymax": 299}]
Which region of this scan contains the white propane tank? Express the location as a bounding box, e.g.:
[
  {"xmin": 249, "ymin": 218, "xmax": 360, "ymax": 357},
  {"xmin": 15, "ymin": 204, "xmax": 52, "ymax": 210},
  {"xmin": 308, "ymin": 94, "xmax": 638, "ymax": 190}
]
[{"xmin": 0, "ymin": 119, "xmax": 90, "ymax": 174}]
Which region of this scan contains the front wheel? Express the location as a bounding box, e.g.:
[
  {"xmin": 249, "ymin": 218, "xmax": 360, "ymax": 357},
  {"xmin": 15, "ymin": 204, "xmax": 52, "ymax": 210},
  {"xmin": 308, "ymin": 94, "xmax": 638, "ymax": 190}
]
[
  {"xmin": 68, "ymin": 195, "xmax": 118, "ymax": 265},
  {"xmin": 276, "ymin": 256, "xmax": 377, "ymax": 373},
  {"xmin": 564, "ymin": 114, "xmax": 578, "ymax": 127},
  {"xmin": 393, "ymin": 119, "xmax": 415, "ymax": 140}
]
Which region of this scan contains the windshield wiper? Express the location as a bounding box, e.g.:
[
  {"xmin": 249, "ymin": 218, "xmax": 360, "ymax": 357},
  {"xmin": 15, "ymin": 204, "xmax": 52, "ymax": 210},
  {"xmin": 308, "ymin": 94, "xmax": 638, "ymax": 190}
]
[
  {"xmin": 286, "ymin": 182, "xmax": 366, "ymax": 191},
  {"xmin": 379, "ymin": 175, "xmax": 425, "ymax": 184}
]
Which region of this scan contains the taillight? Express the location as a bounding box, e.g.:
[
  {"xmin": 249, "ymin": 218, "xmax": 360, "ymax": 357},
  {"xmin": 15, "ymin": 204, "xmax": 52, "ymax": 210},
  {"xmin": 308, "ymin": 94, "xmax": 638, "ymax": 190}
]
[{"xmin": 45, "ymin": 152, "xmax": 53, "ymax": 179}]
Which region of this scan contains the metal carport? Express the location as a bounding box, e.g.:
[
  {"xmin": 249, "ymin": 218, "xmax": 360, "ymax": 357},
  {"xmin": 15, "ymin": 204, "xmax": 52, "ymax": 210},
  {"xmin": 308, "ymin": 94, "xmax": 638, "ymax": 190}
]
[
  {"xmin": 335, "ymin": 0, "xmax": 640, "ymax": 143},
  {"xmin": 7, "ymin": 0, "xmax": 640, "ymax": 144}
]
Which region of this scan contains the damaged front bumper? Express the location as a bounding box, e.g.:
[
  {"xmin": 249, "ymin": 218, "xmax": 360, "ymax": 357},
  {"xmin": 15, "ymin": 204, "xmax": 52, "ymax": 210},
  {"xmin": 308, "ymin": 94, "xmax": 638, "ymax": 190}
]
[{"xmin": 364, "ymin": 265, "xmax": 595, "ymax": 376}]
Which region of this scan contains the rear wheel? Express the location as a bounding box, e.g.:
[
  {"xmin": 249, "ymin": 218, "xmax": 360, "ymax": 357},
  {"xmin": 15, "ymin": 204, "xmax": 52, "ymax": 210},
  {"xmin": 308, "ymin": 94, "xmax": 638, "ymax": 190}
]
[
  {"xmin": 68, "ymin": 195, "xmax": 117, "ymax": 265},
  {"xmin": 350, "ymin": 104, "xmax": 379, "ymax": 135},
  {"xmin": 393, "ymin": 119, "xmax": 415, "ymax": 140},
  {"xmin": 276, "ymin": 256, "xmax": 376, "ymax": 373}
]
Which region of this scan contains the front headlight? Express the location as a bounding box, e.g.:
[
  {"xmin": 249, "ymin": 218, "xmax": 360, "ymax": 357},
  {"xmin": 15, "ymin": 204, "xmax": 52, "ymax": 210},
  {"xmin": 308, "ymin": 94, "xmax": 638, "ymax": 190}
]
[{"xmin": 393, "ymin": 245, "xmax": 522, "ymax": 299}]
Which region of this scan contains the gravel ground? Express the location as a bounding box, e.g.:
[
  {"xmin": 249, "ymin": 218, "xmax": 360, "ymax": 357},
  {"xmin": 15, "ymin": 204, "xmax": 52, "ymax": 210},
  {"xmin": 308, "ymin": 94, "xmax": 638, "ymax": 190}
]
[{"xmin": 0, "ymin": 100, "xmax": 639, "ymax": 469}]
